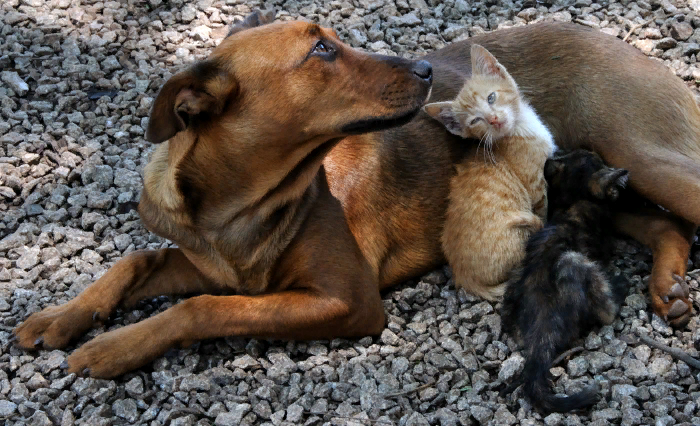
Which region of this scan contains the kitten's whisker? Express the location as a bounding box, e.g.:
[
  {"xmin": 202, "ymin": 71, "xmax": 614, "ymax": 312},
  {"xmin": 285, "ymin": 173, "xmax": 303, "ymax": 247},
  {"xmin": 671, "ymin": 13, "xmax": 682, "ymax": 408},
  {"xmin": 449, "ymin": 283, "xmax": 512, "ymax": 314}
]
[
  {"xmin": 479, "ymin": 136, "xmax": 484, "ymax": 164},
  {"xmin": 477, "ymin": 133, "xmax": 488, "ymax": 165},
  {"xmin": 485, "ymin": 133, "xmax": 496, "ymax": 165},
  {"xmin": 490, "ymin": 136, "xmax": 497, "ymax": 165}
]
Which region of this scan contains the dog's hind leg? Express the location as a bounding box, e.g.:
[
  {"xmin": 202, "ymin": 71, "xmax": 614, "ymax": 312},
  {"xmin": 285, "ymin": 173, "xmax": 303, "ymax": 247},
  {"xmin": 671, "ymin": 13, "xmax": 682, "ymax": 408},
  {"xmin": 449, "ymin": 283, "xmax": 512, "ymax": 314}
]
[
  {"xmin": 600, "ymin": 141, "xmax": 700, "ymax": 328},
  {"xmin": 13, "ymin": 248, "xmax": 215, "ymax": 350},
  {"xmin": 614, "ymin": 209, "xmax": 695, "ymax": 328}
]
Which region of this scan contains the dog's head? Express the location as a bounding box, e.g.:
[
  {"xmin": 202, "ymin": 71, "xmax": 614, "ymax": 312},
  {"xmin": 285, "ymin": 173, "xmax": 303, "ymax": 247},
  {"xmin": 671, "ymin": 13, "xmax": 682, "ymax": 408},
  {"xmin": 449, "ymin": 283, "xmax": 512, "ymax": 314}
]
[
  {"xmin": 545, "ymin": 149, "xmax": 629, "ymax": 208},
  {"xmin": 141, "ymin": 10, "xmax": 433, "ymax": 223},
  {"xmin": 145, "ymin": 11, "xmax": 433, "ymax": 146}
]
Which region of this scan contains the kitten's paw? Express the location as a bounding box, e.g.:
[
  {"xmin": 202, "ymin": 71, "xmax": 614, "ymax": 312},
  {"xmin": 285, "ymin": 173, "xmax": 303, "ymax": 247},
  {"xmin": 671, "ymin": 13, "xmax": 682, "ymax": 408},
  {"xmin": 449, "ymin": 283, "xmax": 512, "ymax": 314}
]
[
  {"xmin": 606, "ymin": 186, "xmax": 620, "ymax": 200},
  {"xmin": 652, "ymin": 274, "xmax": 692, "ymax": 328},
  {"xmin": 604, "ymin": 169, "xmax": 628, "ymax": 201}
]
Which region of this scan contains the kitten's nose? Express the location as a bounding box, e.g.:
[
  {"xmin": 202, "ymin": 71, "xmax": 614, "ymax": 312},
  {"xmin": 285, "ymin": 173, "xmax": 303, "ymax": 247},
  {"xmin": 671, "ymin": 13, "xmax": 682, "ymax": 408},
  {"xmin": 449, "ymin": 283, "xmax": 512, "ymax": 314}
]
[{"xmin": 489, "ymin": 116, "xmax": 500, "ymax": 125}]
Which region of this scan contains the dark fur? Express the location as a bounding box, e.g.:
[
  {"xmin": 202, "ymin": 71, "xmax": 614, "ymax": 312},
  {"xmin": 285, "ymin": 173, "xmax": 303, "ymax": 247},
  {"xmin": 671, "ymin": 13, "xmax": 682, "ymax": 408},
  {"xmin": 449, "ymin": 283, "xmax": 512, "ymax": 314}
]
[{"xmin": 501, "ymin": 149, "xmax": 629, "ymax": 412}]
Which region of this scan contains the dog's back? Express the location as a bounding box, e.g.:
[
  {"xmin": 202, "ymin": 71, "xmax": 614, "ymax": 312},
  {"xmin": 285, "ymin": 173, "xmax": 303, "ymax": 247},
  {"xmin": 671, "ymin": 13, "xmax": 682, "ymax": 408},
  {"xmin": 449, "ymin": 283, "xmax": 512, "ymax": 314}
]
[{"xmin": 328, "ymin": 22, "xmax": 700, "ymax": 289}]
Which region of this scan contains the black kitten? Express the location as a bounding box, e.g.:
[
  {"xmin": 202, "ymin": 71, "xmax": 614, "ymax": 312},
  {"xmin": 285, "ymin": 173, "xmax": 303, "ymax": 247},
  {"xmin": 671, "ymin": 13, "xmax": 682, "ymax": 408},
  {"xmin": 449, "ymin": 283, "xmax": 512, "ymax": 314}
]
[{"xmin": 501, "ymin": 149, "xmax": 629, "ymax": 413}]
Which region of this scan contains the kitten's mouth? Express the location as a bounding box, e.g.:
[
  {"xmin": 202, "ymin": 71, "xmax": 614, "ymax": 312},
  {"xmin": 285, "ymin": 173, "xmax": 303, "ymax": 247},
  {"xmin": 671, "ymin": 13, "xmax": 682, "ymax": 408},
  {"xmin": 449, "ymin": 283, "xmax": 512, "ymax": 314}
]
[{"xmin": 492, "ymin": 120, "xmax": 513, "ymax": 137}]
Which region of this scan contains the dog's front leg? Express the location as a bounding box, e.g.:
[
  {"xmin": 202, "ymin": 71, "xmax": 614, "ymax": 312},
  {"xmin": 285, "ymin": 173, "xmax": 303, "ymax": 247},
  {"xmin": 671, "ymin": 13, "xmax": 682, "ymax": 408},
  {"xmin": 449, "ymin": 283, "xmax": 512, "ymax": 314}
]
[
  {"xmin": 14, "ymin": 248, "xmax": 215, "ymax": 350},
  {"xmin": 615, "ymin": 209, "xmax": 696, "ymax": 328},
  {"xmin": 61, "ymin": 289, "xmax": 386, "ymax": 378}
]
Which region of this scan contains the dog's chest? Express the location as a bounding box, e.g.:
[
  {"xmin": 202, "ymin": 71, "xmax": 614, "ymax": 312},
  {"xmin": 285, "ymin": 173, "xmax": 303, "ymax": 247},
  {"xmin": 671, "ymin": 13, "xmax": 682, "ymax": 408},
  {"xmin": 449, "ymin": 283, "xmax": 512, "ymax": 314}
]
[{"xmin": 181, "ymin": 247, "xmax": 275, "ymax": 295}]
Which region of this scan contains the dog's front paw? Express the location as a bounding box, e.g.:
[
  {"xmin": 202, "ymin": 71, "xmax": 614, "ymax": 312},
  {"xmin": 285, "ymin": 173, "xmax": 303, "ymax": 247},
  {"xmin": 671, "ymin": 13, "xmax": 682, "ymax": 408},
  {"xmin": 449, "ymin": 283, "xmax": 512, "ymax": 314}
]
[
  {"xmin": 61, "ymin": 321, "xmax": 175, "ymax": 379},
  {"xmin": 651, "ymin": 273, "xmax": 692, "ymax": 329},
  {"xmin": 13, "ymin": 302, "xmax": 99, "ymax": 350}
]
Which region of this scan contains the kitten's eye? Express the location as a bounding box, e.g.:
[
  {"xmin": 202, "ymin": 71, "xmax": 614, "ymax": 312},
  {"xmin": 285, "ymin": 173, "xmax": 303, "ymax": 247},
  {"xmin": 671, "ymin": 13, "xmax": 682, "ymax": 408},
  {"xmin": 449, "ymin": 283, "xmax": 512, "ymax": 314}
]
[
  {"xmin": 470, "ymin": 118, "xmax": 481, "ymax": 125},
  {"xmin": 487, "ymin": 92, "xmax": 496, "ymax": 104}
]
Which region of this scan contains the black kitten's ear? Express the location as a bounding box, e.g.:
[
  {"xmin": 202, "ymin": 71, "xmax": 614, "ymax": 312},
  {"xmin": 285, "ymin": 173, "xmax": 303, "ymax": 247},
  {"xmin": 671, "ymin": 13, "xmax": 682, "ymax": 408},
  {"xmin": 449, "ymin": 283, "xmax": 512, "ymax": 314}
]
[
  {"xmin": 590, "ymin": 168, "xmax": 629, "ymax": 201},
  {"xmin": 227, "ymin": 9, "xmax": 276, "ymax": 38},
  {"xmin": 544, "ymin": 158, "xmax": 564, "ymax": 181}
]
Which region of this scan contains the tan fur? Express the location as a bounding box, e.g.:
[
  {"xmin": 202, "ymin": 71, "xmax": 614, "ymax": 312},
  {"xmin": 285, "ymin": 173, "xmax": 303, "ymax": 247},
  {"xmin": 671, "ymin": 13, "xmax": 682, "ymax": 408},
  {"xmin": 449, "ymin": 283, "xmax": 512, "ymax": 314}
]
[
  {"xmin": 444, "ymin": 136, "xmax": 550, "ymax": 300},
  {"xmin": 425, "ymin": 45, "xmax": 553, "ymax": 300}
]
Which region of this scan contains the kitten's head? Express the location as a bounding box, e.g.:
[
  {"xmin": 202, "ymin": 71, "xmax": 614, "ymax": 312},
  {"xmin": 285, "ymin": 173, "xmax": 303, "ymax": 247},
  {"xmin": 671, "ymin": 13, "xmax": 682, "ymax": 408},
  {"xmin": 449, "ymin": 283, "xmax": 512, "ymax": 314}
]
[
  {"xmin": 423, "ymin": 44, "xmax": 521, "ymax": 141},
  {"xmin": 544, "ymin": 149, "xmax": 629, "ymax": 208}
]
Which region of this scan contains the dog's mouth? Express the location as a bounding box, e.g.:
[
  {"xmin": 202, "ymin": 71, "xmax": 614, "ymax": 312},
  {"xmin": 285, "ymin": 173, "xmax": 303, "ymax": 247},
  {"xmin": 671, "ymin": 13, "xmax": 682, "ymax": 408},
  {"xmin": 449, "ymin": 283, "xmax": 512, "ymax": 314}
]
[
  {"xmin": 340, "ymin": 106, "xmax": 423, "ymax": 135},
  {"xmin": 341, "ymin": 85, "xmax": 432, "ymax": 135}
]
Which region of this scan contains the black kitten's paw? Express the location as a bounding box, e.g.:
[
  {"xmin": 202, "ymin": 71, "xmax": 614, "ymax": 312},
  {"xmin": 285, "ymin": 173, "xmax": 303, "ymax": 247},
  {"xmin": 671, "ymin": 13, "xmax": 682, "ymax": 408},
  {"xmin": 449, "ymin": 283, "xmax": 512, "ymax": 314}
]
[{"xmin": 605, "ymin": 170, "xmax": 628, "ymax": 201}]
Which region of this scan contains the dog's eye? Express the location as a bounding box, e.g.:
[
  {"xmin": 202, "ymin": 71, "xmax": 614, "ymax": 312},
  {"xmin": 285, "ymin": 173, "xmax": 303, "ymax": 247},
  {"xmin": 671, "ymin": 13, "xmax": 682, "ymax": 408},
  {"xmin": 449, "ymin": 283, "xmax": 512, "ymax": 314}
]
[
  {"xmin": 314, "ymin": 41, "xmax": 331, "ymax": 54},
  {"xmin": 470, "ymin": 117, "xmax": 481, "ymax": 125},
  {"xmin": 487, "ymin": 92, "xmax": 496, "ymax": 104}
]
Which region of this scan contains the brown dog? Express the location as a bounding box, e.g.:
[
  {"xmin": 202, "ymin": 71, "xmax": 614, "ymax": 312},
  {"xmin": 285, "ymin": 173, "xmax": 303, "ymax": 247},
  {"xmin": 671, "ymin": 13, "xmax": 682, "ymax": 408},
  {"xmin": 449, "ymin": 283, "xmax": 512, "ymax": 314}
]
[{"xmin": 14, "ymin": 11, "xmax": 699, "ymax": 378}]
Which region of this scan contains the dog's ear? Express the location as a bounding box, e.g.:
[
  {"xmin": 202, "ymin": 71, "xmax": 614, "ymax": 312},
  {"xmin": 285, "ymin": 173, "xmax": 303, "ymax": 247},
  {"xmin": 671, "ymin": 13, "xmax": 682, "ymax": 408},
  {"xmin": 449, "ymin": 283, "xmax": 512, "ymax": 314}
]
[
  {"xmin": 146, "ymin": 60, "xmax": 237, "ymax": 144},
  {"xmin": 227, "ymin": 9, "xmax": 276, "ymax": 38},
  {"xmin": 471, "ymin": 44, "xmax": 508, "ymax": 79},
  {"xmin": 423, "ymin": 102, "xmax": 463, "ymax": 136},
  {"xmin": 590, "ymin": 167, "xmax": 629, "ymax": 201}
]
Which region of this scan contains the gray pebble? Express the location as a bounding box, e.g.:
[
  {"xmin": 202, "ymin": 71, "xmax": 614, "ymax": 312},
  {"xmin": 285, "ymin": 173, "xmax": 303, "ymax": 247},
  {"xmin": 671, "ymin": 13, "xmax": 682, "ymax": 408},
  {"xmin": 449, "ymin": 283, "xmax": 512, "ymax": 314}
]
[
  {"xmin": 670, "ymin": 21, "xmax": 693, "ymax": 41},
  {"xmin": 112, "ymin": 398, "xmax": 139, "ymax": 422},
  {"xmin": 1, "ymin": 71, "xmax": 29, "ymax": 96},
  {"xmin": 587, "ymin": 352, "xmax": 614, "ymax": 374},
  {"xmin": 216, "ymin": 403, "xmax": 251, "ymax": 425},
  {"xmin": 470, "ymin": 405, "xmax": 493, "ymax": 424},
  {"xmin": 498, "ymin": 353, "xmax": 524, "ymax": 382},
  {"xmin": 0, "ymin": 400, "xmax": 18, "ymax": 417}
]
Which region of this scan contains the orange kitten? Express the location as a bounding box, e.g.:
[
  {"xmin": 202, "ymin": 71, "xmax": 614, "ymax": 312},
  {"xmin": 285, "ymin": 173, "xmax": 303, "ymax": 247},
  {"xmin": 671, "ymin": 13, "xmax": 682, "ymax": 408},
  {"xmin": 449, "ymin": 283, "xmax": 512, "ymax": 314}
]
[{"xmin": 424, "ymin": 44, "xmax": 556, "ymax": 300}]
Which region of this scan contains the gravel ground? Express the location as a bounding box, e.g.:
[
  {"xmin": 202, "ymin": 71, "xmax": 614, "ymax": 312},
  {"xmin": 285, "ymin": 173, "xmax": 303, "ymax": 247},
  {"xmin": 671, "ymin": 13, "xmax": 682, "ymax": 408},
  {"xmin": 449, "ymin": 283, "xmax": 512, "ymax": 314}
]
[{"xmin": 2, "ymin": 0, "xmax": 700, "ymax": 425}]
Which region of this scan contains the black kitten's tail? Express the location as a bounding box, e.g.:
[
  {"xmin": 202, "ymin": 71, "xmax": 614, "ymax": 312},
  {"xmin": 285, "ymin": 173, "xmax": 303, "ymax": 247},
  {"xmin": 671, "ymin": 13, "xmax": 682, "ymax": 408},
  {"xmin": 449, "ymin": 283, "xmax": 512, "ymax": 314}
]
[{"xmin": 523, "ymin": 361, "xmax": 600, "ymax": 412}]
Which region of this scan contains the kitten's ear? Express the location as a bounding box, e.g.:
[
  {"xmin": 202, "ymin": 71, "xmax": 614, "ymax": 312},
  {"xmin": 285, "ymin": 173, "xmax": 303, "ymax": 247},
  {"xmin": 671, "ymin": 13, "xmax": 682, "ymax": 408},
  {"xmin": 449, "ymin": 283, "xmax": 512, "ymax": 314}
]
[
  {"xmin": 590, "ymin": 167, "xmax": 629, "ymax": 201},
  {"xmin": 423, "ymin": 102, "xmax": 463, "ymax": 136},
  {"xmin": 471, "ymin": 44, "xmax": 508, "ymax": 79},
  {"xmin": 544, "ymin": 158, "xmax": 564, "ymax": 181}
]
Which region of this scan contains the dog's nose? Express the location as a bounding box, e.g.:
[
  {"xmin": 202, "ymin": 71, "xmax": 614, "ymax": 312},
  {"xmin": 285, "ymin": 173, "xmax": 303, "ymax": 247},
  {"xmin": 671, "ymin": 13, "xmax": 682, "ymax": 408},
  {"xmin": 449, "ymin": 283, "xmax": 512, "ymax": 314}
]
[{"xmin": 413, "ymin": 60, "xmax": 433, "ymax": 83}]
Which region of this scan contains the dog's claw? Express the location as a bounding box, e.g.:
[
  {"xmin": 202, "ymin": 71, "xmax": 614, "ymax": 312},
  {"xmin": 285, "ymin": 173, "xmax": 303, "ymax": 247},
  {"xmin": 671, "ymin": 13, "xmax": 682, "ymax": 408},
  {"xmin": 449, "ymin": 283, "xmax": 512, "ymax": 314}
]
[
  {"xmin": 92, "ymin": 312, "xmax": 99, "ymax": 322},
  {"xmin": 655, "ymin": 273, "xmax": 692, "ymax": 328},
  {"xmin": 668, "ymin": 283, "xmax": 686, "ymax": 300},
  {"xmin": 34, "ymin": 337, "xmax": 43, "ymax": 347},
  {"xmin": 60, "ymin": 360, "xmax": 69, "ymax": 370},
  {"xmin": 667, "ymin": 299, "xmax": 689, "ymax": 319},
  {"xmin": 671, "ymin": 275, "xmax": 690, "ymax": 297},
  {"xmin": 9, "ymin": 334, "xmax": 17, "ymax": 343},
  {"xmin": 82, "ymin": 368, "xmax": 90, "ymax": 377}
]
